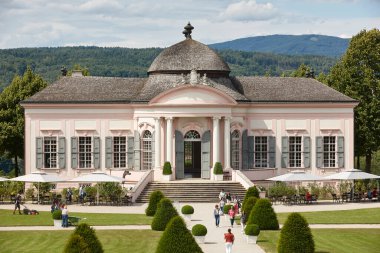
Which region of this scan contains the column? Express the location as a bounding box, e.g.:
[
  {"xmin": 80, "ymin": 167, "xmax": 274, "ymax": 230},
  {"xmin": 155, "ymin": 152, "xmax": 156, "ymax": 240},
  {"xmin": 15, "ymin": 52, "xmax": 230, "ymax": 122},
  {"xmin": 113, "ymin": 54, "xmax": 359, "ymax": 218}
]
[
  {"xmin": 154, "ymin": 117, "xmax": 161, "ymax": 169},
  {"xmin": 166, "ymin": 117, "xmax": 173, "ymax": 164},
  {"xmin": 212, "ymin": 116, "xmax": 220, "ymax": 165},
  {"xmin": 224, "ymin": 117, "xmax": 231, "ymax": 169}
]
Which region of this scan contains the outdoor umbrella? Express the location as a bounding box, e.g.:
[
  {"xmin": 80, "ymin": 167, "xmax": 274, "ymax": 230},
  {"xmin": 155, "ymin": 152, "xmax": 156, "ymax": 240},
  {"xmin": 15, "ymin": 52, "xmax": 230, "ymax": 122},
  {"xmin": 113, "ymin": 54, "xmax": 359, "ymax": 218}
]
[
  {"xmin": 324, "ymin": 169, "xmax": 380, "ymax": 180},
  {"xmin": 69, "ymin": 172, "xmax": 125, "ymax": 205},
  {"xmin": 266, "ymin": 170, "xmax": 325, "ymax": 182},
  {"xmin": 0, "ymin": 176, "xmax": 9, "ymax": 182},
  {"xmin": 10, "ymin": 171, "xmax": 65, "ymax": 203}
]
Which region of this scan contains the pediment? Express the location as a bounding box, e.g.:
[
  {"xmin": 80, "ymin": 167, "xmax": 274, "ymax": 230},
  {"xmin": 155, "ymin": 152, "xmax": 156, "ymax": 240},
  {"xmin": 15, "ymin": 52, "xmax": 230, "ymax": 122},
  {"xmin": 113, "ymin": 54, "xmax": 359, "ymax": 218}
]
[{"xmin": 149, "ymin": 85, "xmax": 237, "ymax": 105}]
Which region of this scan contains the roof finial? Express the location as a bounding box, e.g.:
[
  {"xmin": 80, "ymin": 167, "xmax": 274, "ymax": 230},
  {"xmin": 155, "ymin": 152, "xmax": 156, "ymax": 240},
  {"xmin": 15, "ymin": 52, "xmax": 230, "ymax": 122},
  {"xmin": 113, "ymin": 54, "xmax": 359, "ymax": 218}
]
[{"xmin": 183, "ymin": 22, "xmax": 194, "ymax": 39}]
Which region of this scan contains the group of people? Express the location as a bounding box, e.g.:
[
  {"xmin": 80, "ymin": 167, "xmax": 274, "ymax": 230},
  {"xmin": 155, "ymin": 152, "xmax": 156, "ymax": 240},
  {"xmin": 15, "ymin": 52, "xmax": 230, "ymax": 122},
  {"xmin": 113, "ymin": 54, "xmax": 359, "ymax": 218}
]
[{"xmin": 51, "ymin": 201, "xmax": 69, "ymax": 227}]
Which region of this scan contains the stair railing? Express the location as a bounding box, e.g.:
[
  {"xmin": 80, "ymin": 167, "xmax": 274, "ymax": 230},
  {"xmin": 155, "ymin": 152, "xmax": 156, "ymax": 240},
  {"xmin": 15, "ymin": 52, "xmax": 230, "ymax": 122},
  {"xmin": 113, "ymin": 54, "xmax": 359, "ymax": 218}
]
[
  {"xmin": 233, "ymin": 170, "xmax": 254, "ymax": 190},
  {"xmin": 130, "ymin": 170, "xmax": 154, "ymax": 202}
]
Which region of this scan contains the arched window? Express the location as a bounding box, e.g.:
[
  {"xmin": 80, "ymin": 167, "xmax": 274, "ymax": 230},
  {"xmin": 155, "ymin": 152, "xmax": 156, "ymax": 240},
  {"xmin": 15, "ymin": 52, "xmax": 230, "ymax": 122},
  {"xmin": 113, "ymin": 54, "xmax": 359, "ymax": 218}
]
[
  {"xmin": 184, "ymin": 130, "xmax": 201, "ymax": 140},
  {"xmin": 231, "ymin": 130, "xmax": 240, "ymax": 170},
  {"xmin": 142, "ymin": 130, "xmax": 152, "ymax": 170}
]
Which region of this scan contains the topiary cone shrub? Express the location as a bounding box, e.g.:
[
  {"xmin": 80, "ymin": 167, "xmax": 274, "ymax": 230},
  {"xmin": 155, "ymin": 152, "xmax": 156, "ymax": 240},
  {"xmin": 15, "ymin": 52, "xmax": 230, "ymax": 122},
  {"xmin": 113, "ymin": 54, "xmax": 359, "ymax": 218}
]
[
  {"xmin": 245, "ymin": 224, "xmax": 260, "ymax": 236},
  {"xmin": 71, "ymin": 223, "xmax": 103, "ymax": 253},
  {"xmin": 63, "ymin": 234, "xmax": 90, "ymax": 253},
  {"xmin": 151, "ymin": 198, "xmax": 179, "ymax": 231},
  {"xmin": 163, "ymin": 162, "xmax": 172, "ymax": 175},
  {"xmin": 181, "ymin": 205, "xmax": 194, "ymax": 215},
  {"xmin": 213, "ymin": 162, "xmax": 223, "ymax": 174},
  {"xmin": 156, "ymin": 216, "xmax": 203, "ymax": 253},
  {"xmin": 278, "ymin": 212, "xmax": 314, "ymax": 253},
  {"xmin": 192, "ymin": 224, "xmax": 207, "ymax": 236},
  {"xmin": 248, "ymin": 198, "xmax": 279, "ymax": 230},
  {"xmin": 145, "ymin": 190, "xmax": 165, "ymax": 216},
  {"xmin": 242, "ymin": 196, "xmax": 258, "ymax": 221},
  {"xmin": 242, "ymin": 186, "xmax": 260, "ymax": 210}
]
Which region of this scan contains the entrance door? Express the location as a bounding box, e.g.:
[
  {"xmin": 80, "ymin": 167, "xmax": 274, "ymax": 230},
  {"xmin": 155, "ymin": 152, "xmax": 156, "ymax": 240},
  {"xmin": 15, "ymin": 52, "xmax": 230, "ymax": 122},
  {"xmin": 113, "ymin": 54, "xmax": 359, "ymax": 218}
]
[
  {"xmin": 201, "ymin": 130, "xmax": 211, "ymax": 179},
  {"xmin": 184, "ymin": 141, "xmax": 201, "ymax": 178}
]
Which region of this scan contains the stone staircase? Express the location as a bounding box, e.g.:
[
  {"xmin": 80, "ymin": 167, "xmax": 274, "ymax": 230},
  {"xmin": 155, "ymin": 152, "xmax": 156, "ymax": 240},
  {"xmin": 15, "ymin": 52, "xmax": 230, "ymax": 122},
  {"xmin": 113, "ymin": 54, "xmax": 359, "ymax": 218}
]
[{"xmin": 136, "ymin": 181, "xmax": 247, "ymax": 203}]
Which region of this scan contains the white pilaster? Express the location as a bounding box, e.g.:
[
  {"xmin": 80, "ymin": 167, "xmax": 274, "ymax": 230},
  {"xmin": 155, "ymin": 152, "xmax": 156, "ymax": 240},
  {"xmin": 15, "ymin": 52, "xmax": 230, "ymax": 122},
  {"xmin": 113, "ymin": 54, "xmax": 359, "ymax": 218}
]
[
  {"xmin": 224, "ymin": 117, "xmax": 231, "ymax": 169},
  {"xmin": 154, "ymin": 117, "xmax": 161, "ymax": 169},
  {"xmin": 166, "ymin": 117, "xmax": 173, "ymax": 164},
  {"xmin": 212, "ymin": 116, "xmax": 221, "ymax": 166}
]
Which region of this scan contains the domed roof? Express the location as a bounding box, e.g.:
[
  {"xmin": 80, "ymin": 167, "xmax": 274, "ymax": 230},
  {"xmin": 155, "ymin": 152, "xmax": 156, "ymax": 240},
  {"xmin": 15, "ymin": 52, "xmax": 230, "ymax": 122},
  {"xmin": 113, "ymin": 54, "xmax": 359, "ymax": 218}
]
[{"xmin": 148, "ymin": 38, "xmax": 231, "ymax": 75}]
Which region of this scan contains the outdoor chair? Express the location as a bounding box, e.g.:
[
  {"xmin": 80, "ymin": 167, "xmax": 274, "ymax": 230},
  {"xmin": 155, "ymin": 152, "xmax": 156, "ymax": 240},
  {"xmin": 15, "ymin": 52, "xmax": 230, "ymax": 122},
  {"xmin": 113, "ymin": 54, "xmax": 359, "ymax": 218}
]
[
  {"xmin": 332, "ymin": 193, "xmax": 341, "ymax": 203},
  {"xmin": 31, "ymin": 195, "xmax": 38, "ymax": 204}
]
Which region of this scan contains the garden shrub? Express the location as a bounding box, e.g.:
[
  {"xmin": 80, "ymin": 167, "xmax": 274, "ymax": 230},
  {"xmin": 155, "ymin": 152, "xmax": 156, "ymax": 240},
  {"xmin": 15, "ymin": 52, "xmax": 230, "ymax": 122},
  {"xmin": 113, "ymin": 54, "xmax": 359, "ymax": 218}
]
[
  {"xmin": 145, "ymin": 190, "xmax": 165, "ymax": 216},
  {"xmin": 181, "ymin": 205, "xmax": 194, "ymax": 215},
  {"xmin": 245, "ymin": 224, "xmax": 260, "ymax": 236},
  {"xmin": 151, "ymin": 198, "xmax": 179, "ymax": 231},
  {"xmin": 242, "ymin": 196, "xmax": 258, "ymax": 220},
  {"xmin": 278, "ymin": 212, "xmax": 314, "ymax": 253},
  {"xmin": 163, "ymin": 162, "xmax": 172, "ymax": 175},
  {"xmin": 156, "ymin": 216, "xmax": 203, "ymax": 253},
  {"xmin": 268, "ymin": 182, "xmax": 296, "ymax": 198},
  {"xmin": 63, "ymin": 234, "xmax": 90, "ymax": 253},
  {"xmin": 52, "ymin": 209, "xmax": 62, "ymax": 220},
  {"xmin": 223, "ymin": 204, "xmax": 233, "ymax": 214},
  {"xmin": 213, "ymin": 162, "xmax": 223, "ymax": 174},
  {"xmin": 191, "ymin": 224, "xmax": 207, "ymax": 236},
  {"xmin": 242, "ymin": 186, "xmax": 260, "ymax": 210},
  {"xmin": 247, "ymin": 198, "xmax": 279, "ymax": 230},
  {"xmin": 73, "ymin": 223, "xmax": 103, "ymax": 253}
]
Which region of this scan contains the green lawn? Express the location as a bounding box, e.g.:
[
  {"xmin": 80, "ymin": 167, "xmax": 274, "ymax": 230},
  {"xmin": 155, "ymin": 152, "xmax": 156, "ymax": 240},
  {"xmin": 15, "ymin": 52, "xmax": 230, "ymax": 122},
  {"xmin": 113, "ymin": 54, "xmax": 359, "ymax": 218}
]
[
  {"xmin": 0, "ymin": 230, "xmax": 161, "ymax": 253},
  {"xmin": 277, "ymin": 208, "xmax": 380, "ymax": 224},
  {"xmin": 0, "ymin": 209, "xmax": 152, "ymax": 226},
  {"xmin": 258, "ymin": 229, "xmax": 380, "ymax": 253}
]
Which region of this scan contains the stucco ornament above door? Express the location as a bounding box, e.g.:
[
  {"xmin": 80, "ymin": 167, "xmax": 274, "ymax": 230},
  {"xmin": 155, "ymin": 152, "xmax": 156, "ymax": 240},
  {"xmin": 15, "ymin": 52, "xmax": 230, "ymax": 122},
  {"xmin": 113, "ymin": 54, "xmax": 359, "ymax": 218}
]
[{"xmin": 149, "ymin": 85, "xmax": 237, "ymax": 106}]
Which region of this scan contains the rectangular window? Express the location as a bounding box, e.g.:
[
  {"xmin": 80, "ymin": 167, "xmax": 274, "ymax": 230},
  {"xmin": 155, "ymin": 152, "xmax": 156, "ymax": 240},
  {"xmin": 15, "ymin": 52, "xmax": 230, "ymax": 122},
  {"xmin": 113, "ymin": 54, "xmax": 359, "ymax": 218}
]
[
  {"xmin": 79, "ymin": 137, "xmax": 92, "ymax": 168},
  {"xmin": 44, "ymin": 137, "xmax": 57, "ymax": 168},
  {"xmin": 142, "ymin": 138, "xmax": 152, "ymax": 170},
  {"xmin": 231, "ymin": 139, "xmax": 240, "ymax": 169},
  {"xmin": 289, "ymin": 136, "xmax": 302, "ymax": 168},
  {"xmin": 114, "ymin": 137, "xmax": 127, "ymax": 168},
  {"xmin": 254, "ymin": 136, "xmax": 268, "ymax": 168},
  {"xmin": 323, "ymin": 136, "xmax": 336, "ymax": 167}
]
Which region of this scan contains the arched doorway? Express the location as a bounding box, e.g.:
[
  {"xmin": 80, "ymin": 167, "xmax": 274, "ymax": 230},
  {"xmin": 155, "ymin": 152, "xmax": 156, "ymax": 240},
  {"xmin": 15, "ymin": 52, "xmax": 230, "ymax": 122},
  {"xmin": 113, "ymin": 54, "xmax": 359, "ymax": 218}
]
[{"xmin": 184, "ymin": 130, "xmax": 201, "ymax": 178}]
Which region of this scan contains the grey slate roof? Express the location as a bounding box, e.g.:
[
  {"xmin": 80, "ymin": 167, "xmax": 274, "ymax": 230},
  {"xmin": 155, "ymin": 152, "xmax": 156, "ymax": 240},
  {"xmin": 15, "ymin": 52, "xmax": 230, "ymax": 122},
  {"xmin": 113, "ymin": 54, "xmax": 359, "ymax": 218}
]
[
  {"xmin": 148, "ymin": 39, "xmax": 230, "ymax": 73},
  {"xmin": 23, "ymin": 75, "xmax": 356, "ymax": 104}
]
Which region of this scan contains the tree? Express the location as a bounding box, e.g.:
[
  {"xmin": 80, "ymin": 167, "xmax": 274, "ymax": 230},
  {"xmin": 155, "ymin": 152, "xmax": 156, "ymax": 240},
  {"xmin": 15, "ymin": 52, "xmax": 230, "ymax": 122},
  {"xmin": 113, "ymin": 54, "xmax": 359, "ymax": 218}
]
[
  {"xmin": 327, "ymin": 29, "xmax": 380, "ymax": 172},
  {"xmin": 242, "ymin": 186, "xmax": 259, "ymax": 210},
  {"xmin": 0, "ymin": 67, "xmax": 47, "ymax": 176},
  {"xmin": 67, "ymin": 64, "xmax": 90, "ymax": 76},
  {"xmin": 247, "ymin": 198, "xmax": 279, "ymax": 230},
  {"xmin": 151, "ymin": 198, "xmax": 179, "ymax": 231},
  {"xmin": 72, "ymin": 223, "xmax": 103, "ymax": 253},
  {"xmin": 145, "ymin": 190, "xmax": 165, "ymax": 216},
  {"xmin": 291, "ymin": 63, "xmax": 314, "ymax": 78}
]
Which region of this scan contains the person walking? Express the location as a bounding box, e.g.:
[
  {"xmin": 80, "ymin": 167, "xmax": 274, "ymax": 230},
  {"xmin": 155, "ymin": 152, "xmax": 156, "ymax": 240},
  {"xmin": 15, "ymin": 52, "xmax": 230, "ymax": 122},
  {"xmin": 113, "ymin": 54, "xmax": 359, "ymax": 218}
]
[
  {"xmin": 219, "ymin": 198, "xmax": 225, "ymax": 214},
  {"xmin": 213, "ymin": 204, "xmax": 221, "ymax": 227},
  {"xmin": 62, "ymin": 205, "xmax": 69, "ymax": 227},
  {"xmin": 240, "ymin": 210, "xmax": 247, "ymax": 233},
  {"xmin": 219, "ymin": 189, "xmax": 226, "ymax": 200},
  {"xmin": 228, "ymin": 206, "xmax": 235, "ymax": 227},
  {"xmin": 13, "ymin": 191, "xmax": 22, "ymax": 215},
  {"xmin": 224, "ymin": 228, "xmax": 235, "ymax": 253}
]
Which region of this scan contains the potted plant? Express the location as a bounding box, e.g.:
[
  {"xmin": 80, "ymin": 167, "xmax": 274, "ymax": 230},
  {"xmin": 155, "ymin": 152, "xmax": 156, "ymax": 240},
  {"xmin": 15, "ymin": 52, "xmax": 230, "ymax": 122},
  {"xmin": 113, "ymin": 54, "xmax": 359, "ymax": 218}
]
[
  {"xmin": 213, "ymin": 162, "xmax": 223, "ymax": 181},
  {"xmin": 52, "ymin": 209, "xmax": 62, "ymax": 228},
  {"xmin": 245, "ymin": 224, "xmax": 260, "ymax": 244},
  {"xmin": 162, "ymin": 161, "xmax": 172, "ymax": 181},
  {"xmin": 192, "ymin": 224, "xmax": 207, "ymax": 244},
  {"xmin": 181, "ymin": 205, "xmax": 194, "ymax": 220}
]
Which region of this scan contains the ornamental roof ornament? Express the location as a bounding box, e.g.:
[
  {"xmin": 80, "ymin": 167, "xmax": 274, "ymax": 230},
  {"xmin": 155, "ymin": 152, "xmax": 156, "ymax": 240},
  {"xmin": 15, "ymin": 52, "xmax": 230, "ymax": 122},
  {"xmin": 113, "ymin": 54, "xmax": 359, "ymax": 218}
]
[{"xmin": 182, "ymin": 22, "xmax": 194, "ymax": 39}]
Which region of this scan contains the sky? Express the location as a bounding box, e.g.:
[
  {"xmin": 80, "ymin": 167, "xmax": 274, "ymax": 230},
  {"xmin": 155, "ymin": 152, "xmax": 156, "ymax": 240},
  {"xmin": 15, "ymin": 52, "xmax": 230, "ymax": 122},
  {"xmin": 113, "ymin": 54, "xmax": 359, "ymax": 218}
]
[{"xmin": 0, "ymin": 0, "xmax": 379, "ymax": 49}]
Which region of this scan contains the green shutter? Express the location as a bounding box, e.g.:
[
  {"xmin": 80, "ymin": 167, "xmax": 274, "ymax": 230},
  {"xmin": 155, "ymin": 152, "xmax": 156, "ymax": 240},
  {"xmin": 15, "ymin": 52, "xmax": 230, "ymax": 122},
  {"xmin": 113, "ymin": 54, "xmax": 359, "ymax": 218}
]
[
  {"xmin": 248, "ymin": 136, "xmax": 254, "ymax": 169},
  {"xmin": 242, "ymin": 130, "xmax": 248, "ymax": 170},
  {"xmin": 303, "ymin": 136, "xmax": 311, "ymax": 168},
  {"xmin": 281, "ymin": 136, "xmax": 289, "ymax": 168},
  {"xmin": 175, "ymin": 130, "xmax": 184, "ymax": 179},
  {"xmin": 58, "ymin": 137, "xmax": 66, "ymax": 169},
  {"xmin": 36, "ymin": 137, "xmax": 43, "ymax": 169},
  {"xmin": 105, "ymin": 136, "xmax": 113, "ymax": 169},
  {"xmin": 316, "ymin": 136, "xmax": 323, "ymax": 168},
  {"xmin": 338, "ymin": 136, "xmax": 344, "ymax": 168},
  {"xmin": 127, "ymin": 136, "xmax": 134, "ymax": 169},
  {"xmin": 71, "ymin": 137, "xmax": 78, "ymax": 169},
  {"xmin": 151, "ymin": 132, "xmax": 155, "ymax": 168},
  {"xmin": 93, "ymin": 137, "xmax": 100, "ymax": 169},
  {"xmin": 201, "ymin": 130, "xmax": 211, "ymax": 179},
  {"xmin": 134, "ymin": 131, "xmax": 140, "ymax": 171},
  {"xmin": 268, "ymin": 136, "xmax": 276, "ymax": 168}
]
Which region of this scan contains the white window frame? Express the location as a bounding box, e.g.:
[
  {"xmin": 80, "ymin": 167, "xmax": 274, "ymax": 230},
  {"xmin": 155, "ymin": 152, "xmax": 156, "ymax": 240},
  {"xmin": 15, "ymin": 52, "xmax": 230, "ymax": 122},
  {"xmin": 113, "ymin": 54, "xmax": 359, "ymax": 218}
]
[
  {"xmin": 231, "ymin": 130, "xmax": 240, "ymax": 170},
  {"xmin": 142, "ymin": 130, "xmax": 152, "ymax": 170},
  {"xmin": 43, "ymin": 137, "xmax": 57, "ymax": 169},
  {"xmin": 254, "ymin": 136, "xmax": 269, "ymax": 168},
  {"xmin": 323, "ymin": 136, "xmax": 337, "ymax": 168},
  {"xmin": 113, "ymin": 136, "xmax": 127, "ymax": 168},
  {"xmin": 289, "ymin": 136, "xmax": 302, "ymax": 168},
  {"xmin": 79, "ymin": 136, "xmax": 92, "ymax": 169}
]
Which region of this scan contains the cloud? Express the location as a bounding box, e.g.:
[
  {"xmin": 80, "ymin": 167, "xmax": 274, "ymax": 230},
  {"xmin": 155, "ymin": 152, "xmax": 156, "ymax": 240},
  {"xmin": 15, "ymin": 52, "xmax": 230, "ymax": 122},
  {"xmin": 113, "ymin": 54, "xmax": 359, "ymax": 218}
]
[{"xmin": 219, "ymin": 0, "xmax": 278, "ymax": 22}]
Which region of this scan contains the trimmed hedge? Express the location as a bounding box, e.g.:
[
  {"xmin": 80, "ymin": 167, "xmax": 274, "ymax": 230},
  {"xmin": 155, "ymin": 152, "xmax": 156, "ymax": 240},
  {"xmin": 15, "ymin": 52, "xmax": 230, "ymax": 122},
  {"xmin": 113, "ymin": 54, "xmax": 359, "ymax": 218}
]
[
  {"xmin": 72, "ymin": 223, "xmax": 103, "ymax": 253},
  {"xmin": 52, "ymin": 209, "xmax": 62, "ymax": 220},
  {"xmin": 245, "ymin": 224, "xmax": 260, "ymax": 236},
  {"xmin": 163, "ymin": 162, "xmax": 172, "ymax": 175},
  {"xmin": 213, "ymin": 162, "xmax": 223, "ymax": 174},
  {"xmin": 156, "ymin": 216, "xmax": 203, "ymax": 253},
  {"xmin": 151, "ymin": 198, "xmax": 179, "ymax": 231},
  {"xmin": 63, "ymin": 234, "xmax": 90, "ymax": 253},
  {"xmin": 181, "ymin": 205, "xmax": 194, "ymax": 215},
  {"xmin": 242, "ymin": 186, "xmax": 260, "ymax": 210},
  {"xmin": 242, "ymin": 196, "xmax": 258, "ymax": 221},
  {"xmin": 247, "ymin": 199, "xmax": 279, "ymax": 230},
  {"xmin": 145, "ymin": 190, "xmax": 165, "ymax": 216},
  {"xmin": 223, "ymin": 204, "xmax": 233, "ymax": 214},
  {"xmin": 278, "ymin": 212, "xmax": 314, "ymax": 253},
  {"xmin": 192, "ymin": 224, "xmax": 207, "ymax": 236}
]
